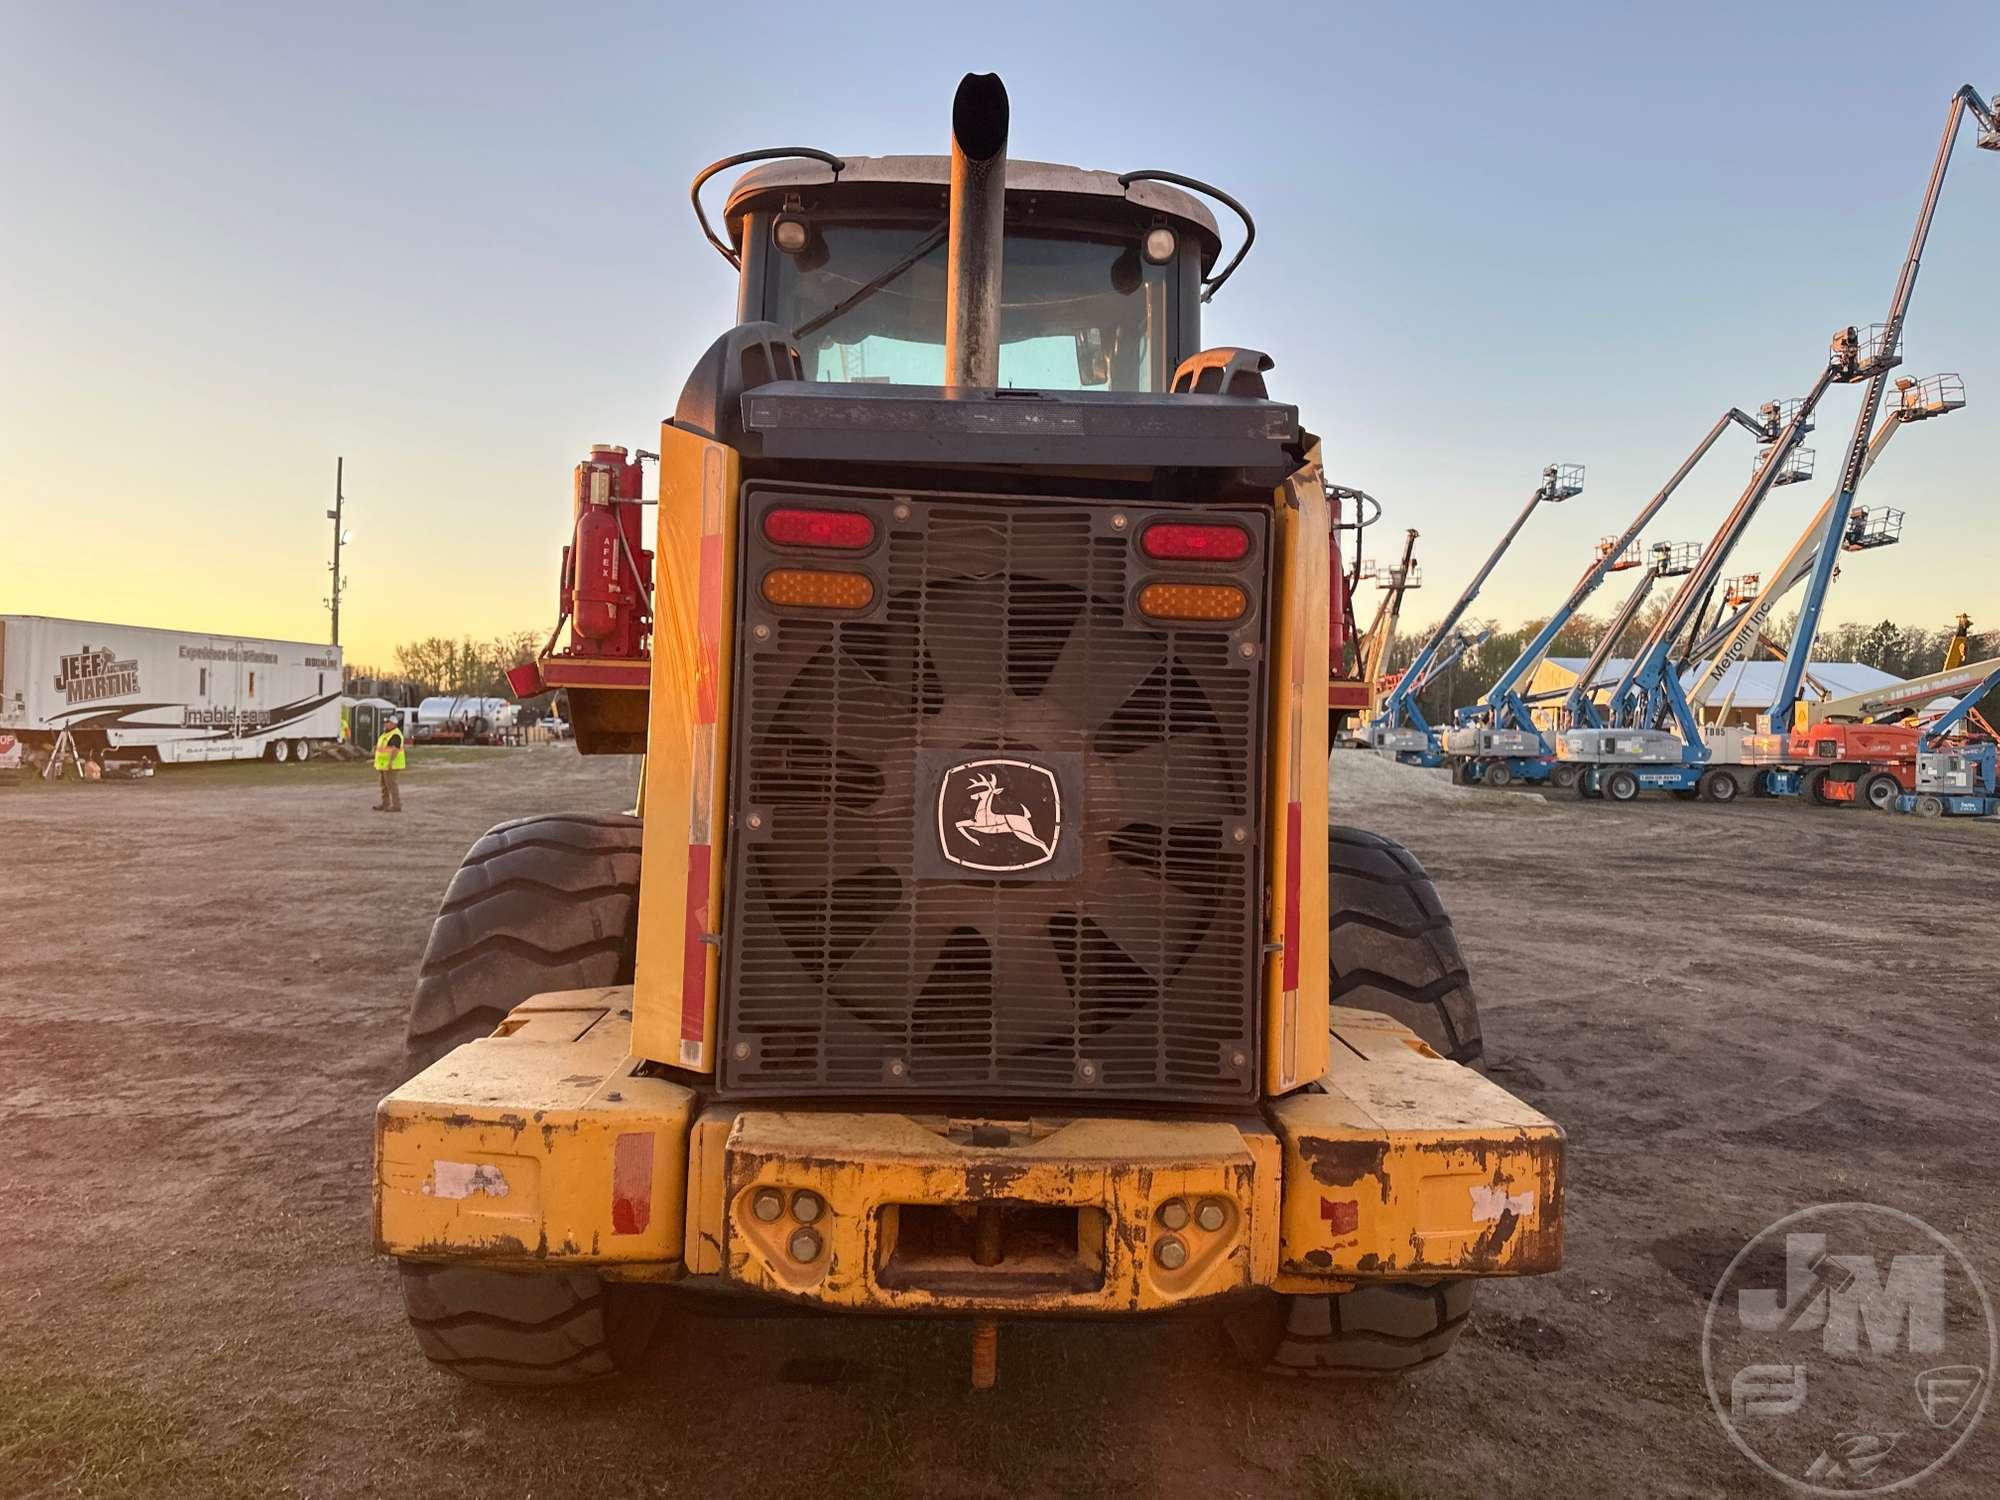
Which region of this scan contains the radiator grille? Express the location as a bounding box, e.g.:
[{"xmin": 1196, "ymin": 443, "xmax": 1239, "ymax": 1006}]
[{"xmin": 722, "ymin": 488, "xmax": 1266, "ymax": 1101}]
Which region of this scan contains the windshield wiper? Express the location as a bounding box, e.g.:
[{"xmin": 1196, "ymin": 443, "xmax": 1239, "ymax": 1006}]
[{"xmin": 793, "ymin": 222, "xmax": 948, "ymax": 342}]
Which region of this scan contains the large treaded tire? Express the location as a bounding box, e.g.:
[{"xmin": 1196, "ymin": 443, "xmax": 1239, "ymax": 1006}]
[
  {"xmin": 1231, "ymin": 829, "xmax": 1484, "ymax": 1381},
  {"xmin": 1329, "ymin": 826, "xmax": 1481, "ymax": 1066},
  {"xmin": 1224, "ymin": 1280, "xmax": 1475, "ymax": 1379},
  {"xmin": 405, "ymin": 812, "xmax": 644, "ymax": 1068},
  {"xmin": 399, "ymin": 1263, "xmax": 662, "ymax": 1386}
]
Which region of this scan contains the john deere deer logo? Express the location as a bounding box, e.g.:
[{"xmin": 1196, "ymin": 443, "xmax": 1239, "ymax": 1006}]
[
  {"xmin": 937, "ymin": 758, "xmax": 1063, "ymax": 872},
  {"xmin": 957, "ymin": 770, "xmax": 1053, "ymax": 858}
]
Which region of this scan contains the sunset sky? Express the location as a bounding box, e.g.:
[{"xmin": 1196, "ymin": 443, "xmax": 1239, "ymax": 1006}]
[{"xmin": 3, "ymin": 2, "xmax": 1996, "ymax": 668}]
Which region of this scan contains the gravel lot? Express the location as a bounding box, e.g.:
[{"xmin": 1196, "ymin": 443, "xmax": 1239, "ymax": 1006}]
[{"xmin": 3, "ymin": 745, "xmax": 1995, "ymax": 1498}]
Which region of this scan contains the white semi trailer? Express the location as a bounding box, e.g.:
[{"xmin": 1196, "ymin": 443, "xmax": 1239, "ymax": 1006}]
[{"xmin": 0, "ymin": 615, "xmax": 343, "ymax": 767}]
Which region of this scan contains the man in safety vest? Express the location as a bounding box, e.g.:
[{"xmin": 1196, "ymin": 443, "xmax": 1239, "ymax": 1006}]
[{"xmin": 373, "ymin": 720, "xmax": 407, "ymax": 813}]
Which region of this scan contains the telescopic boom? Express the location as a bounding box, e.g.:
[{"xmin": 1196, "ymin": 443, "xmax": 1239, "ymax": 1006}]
[
  {"xmin": 1369, "ymin": 465, "xmax": 1581, "ymax": 754},
  {"xmin": 1467, "ymin": 407, "xmax": 1771, "ymax": 736},
  {"xmin": 1762, "ymin": 86, "xmax": 1999, "ymax": 732}
]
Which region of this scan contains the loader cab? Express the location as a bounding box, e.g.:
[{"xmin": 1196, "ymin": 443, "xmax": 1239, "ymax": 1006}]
[{"xmin": 722, "ymin": 157, "xmax": 1222, "ymax": 392}]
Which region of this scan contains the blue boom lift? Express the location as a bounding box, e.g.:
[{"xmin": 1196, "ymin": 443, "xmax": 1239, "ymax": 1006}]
[
  {"xmin": 1683, "ymin": 375, "xmax": 1964, "ymax": 722},
  {"xmin": 1759, "ymin": 86, "xmax": 1998, "ymax": 736},
  {"xmin": 1553, "ymin": 541, "xmax": 1702, "ymax": 740},
  {"xmin": 1559, "ymin": 84, "xmax": 1999, "ymax": 804},
  {"xmin": 1555, "ymin": 372, "xmax": 1833, "ymax": 802},
  {"xmin": 1365, "ymin": 464, "xmax": 1581, "ymax": 765},
  {"xmin": 1444, "ymin": 402, "xmax": 1782, "ymax": 787}
]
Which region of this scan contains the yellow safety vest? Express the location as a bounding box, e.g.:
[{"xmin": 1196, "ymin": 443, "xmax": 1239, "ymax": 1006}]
[{"xmin": 374, "ymin": 729, "xmax": 406, "ymax": 771}]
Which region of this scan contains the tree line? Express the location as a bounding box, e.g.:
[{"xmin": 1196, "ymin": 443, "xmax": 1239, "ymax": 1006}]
[
  {"xmin": 342, "ymin": 630, "xmax": 548, "ymax": 706},
  {"xmin": 1380, "ymin": 611, "xmax": 1986, "ymax": 728}
]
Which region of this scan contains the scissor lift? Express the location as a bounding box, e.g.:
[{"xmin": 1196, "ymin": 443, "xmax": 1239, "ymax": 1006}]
[{"xmin": 1895, "ymin": 667, "xmax": 2000, "ymax": 818}]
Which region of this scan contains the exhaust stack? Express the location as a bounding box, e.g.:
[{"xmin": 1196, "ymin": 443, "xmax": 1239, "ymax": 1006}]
[{"xmin": 944, "ymin": 72, "xmax": 1008, "ymax": 388}]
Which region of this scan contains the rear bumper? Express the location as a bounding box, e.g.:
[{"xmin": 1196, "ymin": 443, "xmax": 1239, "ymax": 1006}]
[
  {"xmin": 375, "ymin": 992, "xmax": 1562, "ymax": 1313},
  {"xmin": 704, "ymin": 1111, "xmax": 1275, "ymax": 1312}
]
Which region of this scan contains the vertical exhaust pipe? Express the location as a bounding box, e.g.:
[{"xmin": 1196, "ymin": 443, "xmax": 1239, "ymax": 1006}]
[{"xmin": 945, "ymin": 72, "xmax": 1008, "ymax": 388}]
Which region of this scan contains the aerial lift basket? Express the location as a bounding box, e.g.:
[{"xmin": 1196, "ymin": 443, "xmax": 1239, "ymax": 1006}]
[
  {"xmin": 1361, "ymin": 561, "xmax": 1421, "ymax": 589},
  {"xmin": 1755, "ymin": 444, "xmax": 1816, "ymax": 486},
  {"xmin": 1757, "ymin": 397, "xmax": 1815, "ymax": 438},
  {"xmin": 1655, "ymin": 541, "xmax": 1702, "ymax": 576},
  {"xmin": 1834, "ymin": 323, "xmax": 1903, "ymax": 381},
  {"xmin": 1598, "ymin": 535, "xmax": 1642, "ymax": 572},
  {"xmin": 1895, "ymin": 372, "xmax": 1966, "ymax": 419},
  {"xmin": 1842, "ymin": 506, "xmax": 1905, "ymax": 551}
]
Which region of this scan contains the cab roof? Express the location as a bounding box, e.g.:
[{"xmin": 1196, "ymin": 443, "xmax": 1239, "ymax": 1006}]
[{"xmin": 724, "ymin": 154, "xmax": 1223, "ymax": 263}]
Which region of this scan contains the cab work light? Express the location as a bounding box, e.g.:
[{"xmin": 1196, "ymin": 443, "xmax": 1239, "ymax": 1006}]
[
  {"xmin": 1137, "ymin": 581, "xmax": 1248, "ymax": 622},
  {"xmin": 761, "ymin": 568, "xmax": 875, "ymax": 610},
  {"xmin": 763, "ymin": 506, "xmax": 876, "ymax": 550},
  {"xmin": 1141, "ymin": 521, "xmax": 1250, "ymax": 562}
]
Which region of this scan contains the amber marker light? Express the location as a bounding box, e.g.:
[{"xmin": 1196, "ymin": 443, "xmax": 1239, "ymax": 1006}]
[
  {"xmin": 1137, "ymin": 581, "xmax": 1248, "ymax": 622},
  {"xmin": 761, "ymin": 568, "xmax": 875, "ymax": 610}
]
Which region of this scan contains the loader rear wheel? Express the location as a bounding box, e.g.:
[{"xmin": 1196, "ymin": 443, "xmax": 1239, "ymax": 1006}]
[
  {"xmin": 1804, "ymin": 767, "xmax": 1836, "ymax": 806},
  {"xmin": 1484, "ymin": 762, "xmax": 1514, "ymax": 789},
  {"xmin": 404, "ymin": 812, "xmax": 644, "ymax": 1068},
  {"xmin": 1224, "ymin": 1278, "xmax": 1475, "ymax": 1379},
  {"xmin": 1548, "ymin": 762, "xmax": 1581, "ymax": 790},
  {"xmin": 1329, "ymin": 826, "xmax": 1480, "ymax": 1066},
  {"xmin": 398, "ymin": 1262, "xmax": 663, "ymax": 1386}
]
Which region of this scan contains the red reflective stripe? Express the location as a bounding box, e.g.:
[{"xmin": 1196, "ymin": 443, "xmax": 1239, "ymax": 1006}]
[
  {"xmin": 684, "ymin": 517, "xmax": 726, "ymax": 1057},
  {"xmin": 610, "ymin": 1132, "xmax": 654, "ymax": 1235},
  {"xmin": 681, "ymin": 843, "xmax": 712, "ymax": 1043},
  {"xmin": 1283, "ymin": 800, "xmax": 1302, "ymax": 990},
  {"xmin": 693, "ymin": 533, "xmax": 725, "ymax": 725}
]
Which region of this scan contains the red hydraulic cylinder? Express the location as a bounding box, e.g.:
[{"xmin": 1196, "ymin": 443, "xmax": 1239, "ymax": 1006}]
[{"xmin": 560, "ymin": 443, "xmax": 653, "ymax": 660}]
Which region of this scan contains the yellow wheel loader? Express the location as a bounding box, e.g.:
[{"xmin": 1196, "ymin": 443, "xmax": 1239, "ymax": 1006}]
[{"xmin": 377, "ymin": 74, "xmax": 1562, "ymax": 1387}]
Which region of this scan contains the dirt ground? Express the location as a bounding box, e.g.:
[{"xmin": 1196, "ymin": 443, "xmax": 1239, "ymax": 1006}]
[{"xmin": 3, "ymin": 746, "xmax": 1996, "ymax": 1498}]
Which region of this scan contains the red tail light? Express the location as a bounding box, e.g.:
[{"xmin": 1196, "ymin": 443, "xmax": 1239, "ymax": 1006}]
[
  {"xmin": 763, "ymin": 506, "xmax": 875, "ymax": 550},
  {"xmin": 1141, "ymin": 521, "xmax": 1251, "ymax": 562}
]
